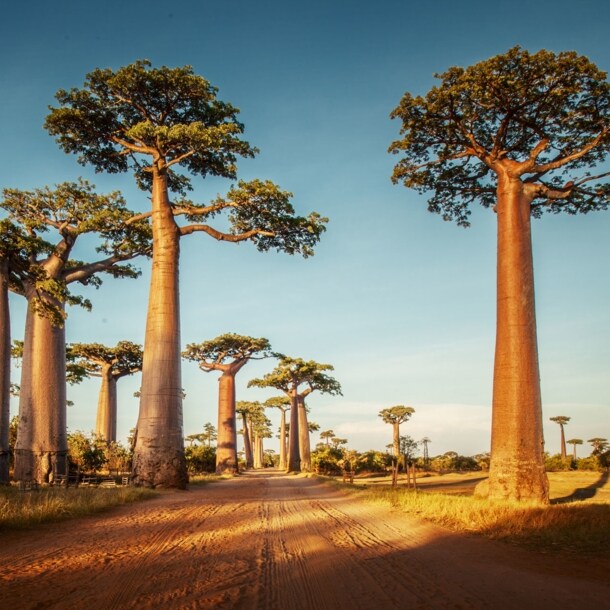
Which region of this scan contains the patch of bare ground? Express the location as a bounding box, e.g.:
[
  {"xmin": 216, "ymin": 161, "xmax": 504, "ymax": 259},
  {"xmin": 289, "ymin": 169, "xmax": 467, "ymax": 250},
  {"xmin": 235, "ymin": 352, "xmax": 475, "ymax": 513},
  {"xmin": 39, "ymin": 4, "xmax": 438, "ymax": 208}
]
[{"xmin": 1, "ymin": 470, "xmax": 608, "ymax": 609}]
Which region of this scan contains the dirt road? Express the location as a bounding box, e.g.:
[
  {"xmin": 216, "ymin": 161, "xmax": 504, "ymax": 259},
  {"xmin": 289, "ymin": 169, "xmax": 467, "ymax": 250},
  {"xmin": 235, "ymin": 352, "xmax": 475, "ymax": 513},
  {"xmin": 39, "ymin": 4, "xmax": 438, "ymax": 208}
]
[{"xmin": 1, "ymin": 471, "xmax": 608, "ymax": 609}]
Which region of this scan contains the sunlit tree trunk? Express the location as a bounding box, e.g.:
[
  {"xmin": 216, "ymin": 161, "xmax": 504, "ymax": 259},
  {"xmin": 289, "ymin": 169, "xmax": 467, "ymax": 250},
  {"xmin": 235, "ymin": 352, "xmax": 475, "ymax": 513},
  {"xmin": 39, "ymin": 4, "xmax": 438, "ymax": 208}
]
[
  {"xmin": 253, "ymin": 434, "xmax": 262, "ymax": 469},
  {"xmin": 241, "ymin": 412, "xmax": 253, "ymax": 469},
  {"xmin": 132, "ymin": 169, "xmax": 187, "ymax": 488},
  {"xmin": 216, "ymin": 372, "xmax": 238, "ymax": 474},
  {"xmin": 14, "ymin": 295, "xmax": 67, "ymax": 484},
  {"xmin": 392, "ymin": 422, "xmax": 400, "ymax": 460},
  {"xmin": 95, "ymin": 365, "xmax": 117, "ymax": 442},
  {"xmin": 559, "ymin": 424, "xmax": 567, "ymax": 460},
  {"xmin": 287, "ymin": 390, "xmax": 300, "ymax": 472},
  {"xmin": 278, "ymin": 409, "xmax": 287, "ymax": 470},
  {"xmin": 483, "ymin": 176, "xmax": 549, "ymax": 503},
  {"xmin": 297, "ymin": 395, "xmax": 311, "ymax": 471},
  {"xmin": 0, "ymin": 260, "xmax": 10, "ymax": 483}
]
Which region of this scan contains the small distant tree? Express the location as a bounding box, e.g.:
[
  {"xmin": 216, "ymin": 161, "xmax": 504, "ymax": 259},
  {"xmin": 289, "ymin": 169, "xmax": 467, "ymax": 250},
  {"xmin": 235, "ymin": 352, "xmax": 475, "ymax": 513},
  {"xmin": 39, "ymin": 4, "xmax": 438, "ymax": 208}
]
[
  {"xmin": 203, "ymin": 422, "xmax": 218, "ymax": 447},
  {"xmin": 567, "ymin": 438, "xmax": 583, "ymax": 460},
  {"xmin": 69, "ymin": 341, "xmax": 143, "ymax": 442},
  {"xmin": 249, "ymin": 357, "xmax": 341, "ymax": 472},
  {"xmin": 379, "ymin": 406, "xmax": 415, "ymax": 459},
  {"xmin": 183, "ymin": 334, "xmax": 273, "ymax": 474},
  {"xmin": 236, "ymin": 401, "xmax": 262, "ymax": 469},
  {"xmin": 264, "ymin": 396, "xmax": 290, "ymax": 470},
  {"xmin": 400, "ymin": 435, "xmax": 419, "ymax": 488},
  {"xmin": 390, "ymin": 47, "xmax": 610, "ymax": 503},
  {"xmin": 320, "ymin": 429, "xmax": 335, "ymax": 447},
  {"xmin": 550, "ymin": 416, "xmax": 571, "ymax": 459},
  {"xmin": 331, "ymin": 437, "xmax": 348, "ymax": 449},
  {"xmin": 588, "ymin": 438, "xmax": 609, "ymax": 455}
]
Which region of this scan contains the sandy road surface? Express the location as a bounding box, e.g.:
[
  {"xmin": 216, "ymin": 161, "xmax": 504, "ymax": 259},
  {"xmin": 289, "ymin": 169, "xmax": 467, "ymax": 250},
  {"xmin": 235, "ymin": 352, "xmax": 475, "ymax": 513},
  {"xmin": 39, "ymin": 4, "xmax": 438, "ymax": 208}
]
[{"xmin": 1, "ymin": 471, "xmax": 609, "ymax": 609}]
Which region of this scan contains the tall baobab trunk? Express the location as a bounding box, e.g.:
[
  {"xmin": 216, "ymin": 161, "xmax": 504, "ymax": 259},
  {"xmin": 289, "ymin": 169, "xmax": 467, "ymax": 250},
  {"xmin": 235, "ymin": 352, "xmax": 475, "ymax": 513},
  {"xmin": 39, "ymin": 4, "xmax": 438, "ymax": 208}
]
[
  {"xmin": 483, "ymin": 176, "xmax": 549, "ymax": 503},
  {"xmin": 241, "ymin": 412, "xmax": 253, "ymax": 469},
  {"xmin": 297, "ymin": 395, "xmax": 311, "ymax": 471},
  {"xmin": 216, "ymin": 372, "xmax": 238, "ymax": 474},
  {"xmin": 14, "ymin": 296, "xmax": 67, "ymax": 483},
  {"xmin": 0, "ymin": 260, "xmax": 10, "ymax": 484},
  {"xmin": 253, "ymin": 434, "xmax": 262, "ymax": 469},
  {"xmin": 392, "ymin": 422, "xmax": 400, "ymax": 460},
  {"xmin": 132, "ymin": 170, "xmax": 187, "ymax": 488},
  {"xmin": 95, "ymin": 365, "xmax": 117, "ymax": 442},
  {"xmin": 559, "ymin": 424, "xmax": 567, "ymax": 460},
  {"xmin": 287, "ymin": 391, "xmax": 300, "ymax": 472},
  {"xmin": 278, "ymin": 408, "xmax": 287, "ymax": 470}
]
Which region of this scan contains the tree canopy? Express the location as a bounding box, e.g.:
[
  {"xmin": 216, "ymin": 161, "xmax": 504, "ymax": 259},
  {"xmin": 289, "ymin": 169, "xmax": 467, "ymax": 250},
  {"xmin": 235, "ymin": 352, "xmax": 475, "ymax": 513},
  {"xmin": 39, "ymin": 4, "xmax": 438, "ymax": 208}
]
[
  {"xmin": 389, "ymin": 46, "xmax": 610, "ymax": 227},
  {"xmin": 182, "ymin": 334, "xmax": 273, "ymax": 372},
  {"xmin": 69, "ymin": 341, "xmax": 143, "ymax": 379},
  {"xmin": 248, "ymin": 356, "xmax": 342, "ymax": 397},
  {"xmin": 45, "ymin": 60, "xmax": 327, "ymax": 256}
]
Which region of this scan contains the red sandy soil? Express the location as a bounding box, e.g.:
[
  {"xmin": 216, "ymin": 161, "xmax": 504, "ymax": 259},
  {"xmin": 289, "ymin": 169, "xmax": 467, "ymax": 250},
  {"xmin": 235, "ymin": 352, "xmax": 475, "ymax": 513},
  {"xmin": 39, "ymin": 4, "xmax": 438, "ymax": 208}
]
[{"xmin": 1, "ymin": 470, "xmax": 608, "ymax": 609}]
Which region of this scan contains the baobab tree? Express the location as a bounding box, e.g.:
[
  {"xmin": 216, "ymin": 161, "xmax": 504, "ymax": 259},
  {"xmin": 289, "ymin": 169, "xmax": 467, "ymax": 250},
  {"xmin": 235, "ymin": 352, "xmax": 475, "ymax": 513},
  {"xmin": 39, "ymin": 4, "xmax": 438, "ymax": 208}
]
[
  {"xmin": 236, "ymin": 400, "xmax": 261, "ymax": 469},
  {"xmin": 320, "ymin": 429, "xmax": 335, "ymax": 447},
  {"xmin": 264, "ymin": 395, "xmax": 290, "ymax": 470},
  {"xmin": 249, "ymin": 357, "xmax": 341, "ymax": 472},
  {"xmin": 183, "ymin": 334, "xmax": 273, "ymax": 474},
  {"xmin": 379, "ymin": 406, "xmax": 415, "ymax": 461},
  {"xmin": 0, "ymin": 220, "xmax": 49, "ymax": 483},
  {"xmin": 390, "ymin": 47, "xmax": 610, "ymax": 503},
  {"xmin": 69, "ymin": 341, "xmax": 143, "ymax": 442},
  {"xmin": 588, "ymin": 438, "xmax": 609, "ymax": 455},
  {"xmin": 2, "ymin": 181, "xmax": 149, "ymax": 483},
  {"xmin": 421, "ymin": 437, "xmax": 431, "ymax": 466},
  {"xmin": 46, "ymin": 60, "xmax": 327, "ymax": 488},
  {"xmin": 549, "ymin": 416, "xmax": 571, "ymax": 459},
  {"xmin": 566, "ymin": 438, "xmax": 583, "ymax": 460}
]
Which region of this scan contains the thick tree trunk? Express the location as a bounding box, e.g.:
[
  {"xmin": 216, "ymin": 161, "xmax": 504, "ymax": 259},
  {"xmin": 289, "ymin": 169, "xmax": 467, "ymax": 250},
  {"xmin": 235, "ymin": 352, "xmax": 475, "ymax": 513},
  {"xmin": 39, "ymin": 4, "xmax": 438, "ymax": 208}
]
[
  {"xmin": 278, "ymin": 409, "xmax": 287, "ymax": 470},
  {"xmin": 95, "ymin": 366, "xmax": 117, "ymax": 442},
  {"xmin": 14, "ymin": 296, "xmax": 67, "ymax": 484},
  {"xmin": 241, "ymin": 413, "xmax": 253, "ymax": 469},
  {"xmin": 252, "ymin": 435, "xmax": 262, "ymax": 469},
  {"xmin": 479, "ymin": 177, "xmax": 549, "ymax": 503},
  {"xmin": 393, "ymin": 423, "xmax": 400, "ymax": 460},
  {"xmin": 132, "ymin": 170, "xmax": 187, "ymax": 488},
  {"xmin": 0, "ymin": 260, "xmax": 10, "ymax": 484},
  {"xmin": 287, "ymin": 390, "xmax": 300, "ymax": 472},
  {"xmin": 297, "ymin": 395, "xmax": 311, "ymax": 471},
  {"xmin": 216, "ymin": 372, "xmax": 238, "ymax": 474},
  {"xmin": 559, "ymin": 425, "xmax": 566, "ymax": 460}
]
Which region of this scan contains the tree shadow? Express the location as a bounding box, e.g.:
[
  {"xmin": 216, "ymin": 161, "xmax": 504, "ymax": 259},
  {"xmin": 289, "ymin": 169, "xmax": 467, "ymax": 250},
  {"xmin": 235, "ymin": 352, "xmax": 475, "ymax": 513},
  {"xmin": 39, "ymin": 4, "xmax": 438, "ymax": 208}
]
[{"xmin": 551, "ymin": 471, "xmax": 609, "ymax": 504}]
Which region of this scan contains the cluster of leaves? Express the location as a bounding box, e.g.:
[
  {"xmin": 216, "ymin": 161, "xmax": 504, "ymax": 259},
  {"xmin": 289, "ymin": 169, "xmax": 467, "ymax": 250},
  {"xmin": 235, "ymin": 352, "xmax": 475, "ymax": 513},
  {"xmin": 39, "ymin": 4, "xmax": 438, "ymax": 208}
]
[{"xmin": 389, "ymin": 46, "xmax": 610, "ymax": 226}]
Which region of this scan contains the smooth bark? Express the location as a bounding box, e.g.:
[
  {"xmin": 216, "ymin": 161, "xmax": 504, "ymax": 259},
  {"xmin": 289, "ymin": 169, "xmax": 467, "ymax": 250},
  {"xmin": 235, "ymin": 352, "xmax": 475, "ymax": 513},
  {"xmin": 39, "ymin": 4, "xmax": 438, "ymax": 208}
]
[
  {"xmin": 241, "ymin": 412, "xmax": 253, "ymax": 469},
  {"xmin": 483, "ymin": 176, "xmax": 549, "ymax": 503},
  {"xmin": 216, "ymin": 372, "xmax": 238, "ymax": 474},
  {"xmin": 253, "ymin": 434, "xmax": 262, "ymax": 469},
  {"xmin": 95, "ymin": 366, "xmax": 118, "ymax": 442},
  {"xmin": 0, "ymin": 260, "xmax": 10, "ymax": 483},
  {"xmin": 278, "ymin": 408, "xmax": 287, "ymax": 470},
  {"xmin": 132, "ymin": 170, "xmax": 187, "ymax": 488},
  {"xmin": 14, "ymin": 296, "xmax": 67, "ymax": 483},
  {"xmin": 287, "ymin": 391, "xmax": 300, "ymax": 472},
  {"xmin": 297, "ymin": 395, "xmax": 311, "ymax": 472}
]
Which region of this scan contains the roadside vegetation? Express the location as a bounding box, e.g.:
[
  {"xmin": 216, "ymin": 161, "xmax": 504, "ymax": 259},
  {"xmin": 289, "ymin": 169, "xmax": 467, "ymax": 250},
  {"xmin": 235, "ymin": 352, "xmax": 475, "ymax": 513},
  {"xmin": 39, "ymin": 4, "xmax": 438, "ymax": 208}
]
[{"xmin": 0, "ymin": 485, "xmax": 157, "ymax": 530}]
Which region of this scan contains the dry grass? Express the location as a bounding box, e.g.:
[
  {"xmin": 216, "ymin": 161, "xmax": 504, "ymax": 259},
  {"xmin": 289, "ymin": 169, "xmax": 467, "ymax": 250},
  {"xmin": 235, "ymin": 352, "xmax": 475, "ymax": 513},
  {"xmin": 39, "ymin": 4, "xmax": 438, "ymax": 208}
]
[
  {"xmin": 333, "ymin": 470, "xmax": 610, "ymax": 554},
  {"xmin": 0, "ymin": 485, "xmax": 157, "ymax": 530}
]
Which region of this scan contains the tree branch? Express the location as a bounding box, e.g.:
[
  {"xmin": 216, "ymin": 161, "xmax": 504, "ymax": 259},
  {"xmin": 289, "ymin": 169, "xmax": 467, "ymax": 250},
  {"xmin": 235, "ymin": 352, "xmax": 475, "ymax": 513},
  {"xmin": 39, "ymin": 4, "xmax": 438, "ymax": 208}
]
[{"xmin": 179, "ymin": 224, "xmax": 274, "ymax": 240}]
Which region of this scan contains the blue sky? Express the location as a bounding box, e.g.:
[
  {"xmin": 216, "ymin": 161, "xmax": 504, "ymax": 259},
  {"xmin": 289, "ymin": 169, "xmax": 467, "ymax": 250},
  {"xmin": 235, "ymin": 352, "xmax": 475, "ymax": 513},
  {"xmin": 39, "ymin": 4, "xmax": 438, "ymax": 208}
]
[{"xmin": 1, "ymin": 0, "xmax": 609, "ymax": 458}]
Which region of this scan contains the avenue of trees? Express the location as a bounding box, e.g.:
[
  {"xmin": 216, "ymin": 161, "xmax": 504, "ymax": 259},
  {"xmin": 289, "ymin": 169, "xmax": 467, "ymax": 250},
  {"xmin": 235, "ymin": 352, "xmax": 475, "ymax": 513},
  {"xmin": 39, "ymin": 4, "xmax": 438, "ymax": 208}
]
[
  {"xmin": 1, "ymin": 48, "xmax": 609, "ymax": 499},
  {"xmin": 44, "ymin": 60, "xmax": 327, "ymax": 488},
  {"xmin": 389, "ymin": 47, "xmax": 610, "ymax": 503}
]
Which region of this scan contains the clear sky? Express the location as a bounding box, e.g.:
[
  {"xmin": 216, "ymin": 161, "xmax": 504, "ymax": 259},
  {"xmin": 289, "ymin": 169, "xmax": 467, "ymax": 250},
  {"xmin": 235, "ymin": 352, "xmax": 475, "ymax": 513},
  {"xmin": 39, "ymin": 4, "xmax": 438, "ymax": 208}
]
[{"xmin": 1, "ymin": 0, "xmax": 609, "ymax": 458}]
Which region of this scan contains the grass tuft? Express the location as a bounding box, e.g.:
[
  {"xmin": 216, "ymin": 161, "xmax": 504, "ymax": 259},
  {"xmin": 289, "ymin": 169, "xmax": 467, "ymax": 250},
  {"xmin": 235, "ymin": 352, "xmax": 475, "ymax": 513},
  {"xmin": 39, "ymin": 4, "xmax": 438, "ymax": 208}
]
[{"xmin": 0, "ymin": 485, "xmax": 157, "ymax": 530}]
